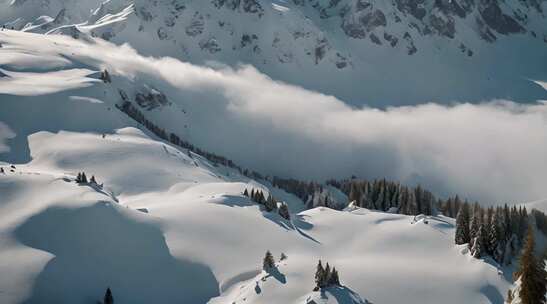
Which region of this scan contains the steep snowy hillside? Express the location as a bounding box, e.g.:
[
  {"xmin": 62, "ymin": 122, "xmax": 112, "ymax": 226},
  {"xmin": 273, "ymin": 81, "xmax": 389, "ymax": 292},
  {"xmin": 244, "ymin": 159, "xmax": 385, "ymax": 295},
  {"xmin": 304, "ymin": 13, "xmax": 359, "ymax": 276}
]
[
  {"xmin": 0, "ymin": 129, "xmax": 513, "ymax": 303},
  {"xmin": 0, "ymin": 29, "xmax": 524, "ymax": 303},
  {"xmin": 1, "ymin": 0, "xmax": 546, "ymax": 105}
]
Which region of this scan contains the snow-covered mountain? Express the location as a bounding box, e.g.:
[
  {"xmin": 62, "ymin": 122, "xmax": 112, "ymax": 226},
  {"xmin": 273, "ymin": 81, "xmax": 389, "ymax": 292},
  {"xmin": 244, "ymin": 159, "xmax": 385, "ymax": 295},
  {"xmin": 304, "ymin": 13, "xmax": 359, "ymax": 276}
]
[
  {"xmin": 0, "ymin": 29, "xmax": 524, "ymax": 304},
  {"xmin": 1, "ymin": 0, "xmax": 546, "ymax": 105}
]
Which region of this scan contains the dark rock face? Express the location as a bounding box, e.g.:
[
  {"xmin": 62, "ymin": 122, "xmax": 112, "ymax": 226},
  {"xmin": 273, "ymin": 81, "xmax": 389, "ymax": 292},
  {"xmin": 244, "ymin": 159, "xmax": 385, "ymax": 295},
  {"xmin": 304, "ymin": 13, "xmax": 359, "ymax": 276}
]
[
  {"xmin": 341, "ymin": 8, "xmax": 386, "ymax": 39},
  {"xmin": 135, "ymin": 87, "xmax": 169, "ymax": 110},
  {"xmin": 478, "ymin": 0, "xmax": 524, "ymax": 34},
  {"xmin": 429, "ymin": 13, "xmax": 455, "ymax": 38},
  {"xmin": 212, "ymin": 0, "xmax": 264, "ymax": 16},
  {"xmin": 395, "ymin": 0, "xmax": 427, "ymax": 20}
]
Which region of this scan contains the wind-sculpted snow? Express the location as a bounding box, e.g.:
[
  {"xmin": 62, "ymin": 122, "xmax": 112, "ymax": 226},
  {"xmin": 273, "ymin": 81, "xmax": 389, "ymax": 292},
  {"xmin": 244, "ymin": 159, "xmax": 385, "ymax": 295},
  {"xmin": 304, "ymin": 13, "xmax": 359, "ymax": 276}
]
[
  {"xmin": 1, "ymin": 30, "xmax": 547, "ymax": 204},
  {"xmin": 0, "ymin": 121, "xmax": 513, "ymax": 304}
]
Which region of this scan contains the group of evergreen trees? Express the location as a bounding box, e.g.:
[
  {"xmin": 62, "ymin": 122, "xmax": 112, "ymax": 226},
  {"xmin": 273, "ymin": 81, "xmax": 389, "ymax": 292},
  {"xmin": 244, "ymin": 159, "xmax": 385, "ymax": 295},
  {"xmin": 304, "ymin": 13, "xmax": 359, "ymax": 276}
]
[
  {"xmin": 262, "ymin": 250, "xmax": 287, "ymax": 271},
  {"xmin": 328, "ymin": 179, "xmax": 435, "ymax": 216},
  {"xmin": 243, "ymin": 189, "xmax": 290, "ymax": 220},
  {"xmin": 75, "ymin": 172, "xmax": 99, "ymax": 185},
  {"xmin": 313, "ymin": 260, "xmax": 341, "ymax": 291},
  {"xmin": 455, "ymin": 202, "xmax": 531, "ymax": 263}
]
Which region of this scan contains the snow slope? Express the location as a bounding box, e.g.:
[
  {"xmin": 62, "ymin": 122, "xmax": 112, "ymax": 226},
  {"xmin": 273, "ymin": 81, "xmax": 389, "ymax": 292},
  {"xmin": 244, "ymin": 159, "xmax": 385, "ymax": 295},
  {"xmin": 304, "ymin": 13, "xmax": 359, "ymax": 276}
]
[
  {"xmin": 0, "ymin": 29, "xmax": 527, "ymax": 304},
  {"xmin": 0, "ymin": 127, "xmax": 513, "ymax": 303}
]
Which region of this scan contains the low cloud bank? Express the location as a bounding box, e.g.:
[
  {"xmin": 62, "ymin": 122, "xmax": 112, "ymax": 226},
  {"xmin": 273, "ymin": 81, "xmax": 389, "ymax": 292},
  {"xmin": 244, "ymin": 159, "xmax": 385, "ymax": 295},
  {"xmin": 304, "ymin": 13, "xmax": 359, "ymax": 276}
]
[{"xmin": 3, "ymin": 33, "xmax": 547, "ymax": 204}]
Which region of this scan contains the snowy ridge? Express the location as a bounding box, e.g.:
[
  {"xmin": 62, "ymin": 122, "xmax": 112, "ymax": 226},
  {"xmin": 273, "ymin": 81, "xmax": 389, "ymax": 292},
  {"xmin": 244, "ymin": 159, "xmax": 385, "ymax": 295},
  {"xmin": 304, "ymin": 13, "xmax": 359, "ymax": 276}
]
[{"xmin": 1, "ymin": 0, "xmax": 546, "ymax": 105}]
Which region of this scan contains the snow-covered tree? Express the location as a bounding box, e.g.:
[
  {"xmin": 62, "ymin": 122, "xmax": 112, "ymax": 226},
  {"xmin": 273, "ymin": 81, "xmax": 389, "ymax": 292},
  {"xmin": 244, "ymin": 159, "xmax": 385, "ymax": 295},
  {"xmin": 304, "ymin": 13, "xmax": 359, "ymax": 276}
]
[
  {"xmin": 455, "ymin": 203, "xmax": 470, "ymax": 245},
  {"xmin": 469, "ymin": 203, "xmax": 481, "ymax": 241},
  {"xmin": 471, "ymin": 224, "xmax": 486, "ymax": 258},
  {"xmin": 280, "ymin": 252, "xmax": 287, "ymax": 261}
]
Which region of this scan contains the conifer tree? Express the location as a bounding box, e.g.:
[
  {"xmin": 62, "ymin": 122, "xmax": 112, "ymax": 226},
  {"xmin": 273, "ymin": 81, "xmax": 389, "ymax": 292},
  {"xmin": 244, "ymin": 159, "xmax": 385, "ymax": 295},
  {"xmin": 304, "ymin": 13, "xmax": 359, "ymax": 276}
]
[
  {"xmin": 348, "ymin": 182, "xmax": 362, "ymax": 206},
  {"xmin": 81, "ymin": 172, "xmax": 88, "ymax": 183},
  {"xmin": 470, "ymin": 203, "xmax": 481, "ymax": 241},
  {"xmin": 90, "ymin": 175, "xmax": 97, "ymax": 184},
  {"xmin": 280, "ymin": 252, "xmax": 287, "ymax": 261},
  {"xmin": 455, "ymin": 203, "xmax": 471, "ymax": 245},
  {"xmin": 104, "ymin": 287, "xmax": 113, "ymax": 304},
  {"xmin": 471, "ymin": 223, "xmax": 486, "ymax": 258},
  {"xmin": 265, "ymin": 194, "xmax": 276, "ymax": 212},
  {"xmin": 76, "ymin": 172, "xmax": 82, "ymax": 183},
  {"xmin": 488, "ymin": 209, "xmax": 502, "ymax": 259},
  {"xmin": 329, "ymin": 267, "xmax": 340, "ymax": 286},
  {"xmin": 314, "ymin": 260, "xmax": 325, "ymax": 291},
  {"xmin": 324, "ymin": 263, "xmax": 331, "ymax": 287},
  {"xmin": 278, "ymin": 203, "xmax": 290, "ymax": 220},
  {"xmin": 243, "ymin": 189, "xmax": 249, "ymax": 197},
  {"xmin": 516, "ymin": 227, "xmax": 547, "ymax": 304},
  {"xmin": 263, "ymin": 250, "xmax": 275, "ymax": 270}
]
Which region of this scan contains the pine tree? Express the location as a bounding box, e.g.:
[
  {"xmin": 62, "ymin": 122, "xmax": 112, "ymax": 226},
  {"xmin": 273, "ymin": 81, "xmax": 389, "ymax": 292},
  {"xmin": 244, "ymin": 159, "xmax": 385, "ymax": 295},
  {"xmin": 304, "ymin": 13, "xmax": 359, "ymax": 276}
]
[
  {"xmin": 76, "ymin": 172, "xmax": 82, "ymax": 183},
  {"xmin": 250, "ymin": 189, "xmax": 255, "ymax": 201},
  {"xmin": 278, "ymin": 203, "xmax": 290, "ymax": 220},
  {"xmin": 263, "ymin": 250, "xmax": 275, "ymax": 271},
  {"xmin": 280, "ymin": 252, "xmax": 287, "ymax": 261},
  {"xmin": 90, "ymin": 175, "xmax": 97, "ymax": 184},
  {"xmin": 455, "ymin": 203, "xmax": 471, "ymax": 245},
  {"xmin": 81, "ymin": 172, "xmax": 88, "ymax": 183},
  {"xmin": 104, "ymin": 287, "xmax": 113, "ymax": 304},
  {"xmin": 516, "ymin": 227, "xmax": 547, "ymax": 304},
  {"xmin": 243, "ymin": 189, "xmax": 249, "ymax": 197}
]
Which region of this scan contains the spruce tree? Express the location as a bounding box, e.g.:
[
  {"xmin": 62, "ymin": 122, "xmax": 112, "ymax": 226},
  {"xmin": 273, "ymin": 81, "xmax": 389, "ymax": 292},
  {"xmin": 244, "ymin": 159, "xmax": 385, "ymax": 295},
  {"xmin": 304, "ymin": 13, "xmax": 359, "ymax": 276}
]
[
  {"xmin": 324, "ymin": 263, "xmax": 331, "ymax": 288},
  {"xmin": 243, "ymin": 189, "xmax": 249, "ymax": 197},
  {"xmin": 265, "ymin": 195, "xmax": 276, "ymax": 212},
  {"xmin": 104, "ymin": 287, "xmax": 113, "ymax": 304},
  {"xmin": 81, "ymin": 172, "xmax": 88, "ymax": 183},
  {"xmin": 90, "ymin": 175, "xmax": 97, "ymax": 184},
  {"xmin": 471, "ymin": 223, "xmax": 486, "ymax": 258},
  {"xmin": 516, "ymin": 227, "xmax": 547, "ymax": 304},
  {"xmin": 488, "ymin": 209, "xmax": 502, "ymax": 259},
  {"xmin": 470, "ymin": 203, "xmax": 481, "ymax": 242},
  {"xmin": 455, "ymin": 203, "xmax": 471, "ymax": 245},
  {"xmin": 263, "ymin": 250, "xmax": 275, "ymax": 270},
  {"xmin": 76, "ymin": 172, "xmax": 82, "ymax": 183},
  {"xmin": 329, "ymin": 267, "xmax": 340, "ymax": 286}
]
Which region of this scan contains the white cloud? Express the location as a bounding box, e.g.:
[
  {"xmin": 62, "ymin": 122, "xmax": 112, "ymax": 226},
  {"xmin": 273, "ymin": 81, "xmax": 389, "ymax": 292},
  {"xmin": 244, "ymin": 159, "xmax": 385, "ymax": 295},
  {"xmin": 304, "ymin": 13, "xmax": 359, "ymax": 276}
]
[{"xmin": 3, "ymin": 33, "xmax": 547, "ymax": 204}]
